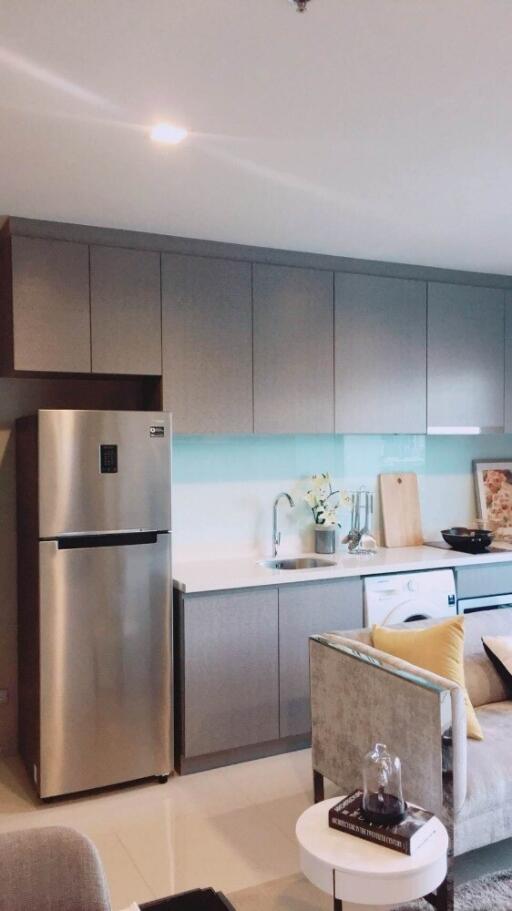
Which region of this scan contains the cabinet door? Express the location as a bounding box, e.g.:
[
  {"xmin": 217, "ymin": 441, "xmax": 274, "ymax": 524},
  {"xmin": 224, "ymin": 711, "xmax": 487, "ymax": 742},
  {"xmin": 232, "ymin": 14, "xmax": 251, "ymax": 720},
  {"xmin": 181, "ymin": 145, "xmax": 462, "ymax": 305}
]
[
  {"xmin": 253, "ymin": 264, "xmax": 334, "ymax": 433},
  {"xmin": 90, "ymin": 246, "xmax": 161, "ymax": 375},
  {"xmin": 162, "ymin": 254, "xmax": 252, "ymax": 433},
  {"xmin": 427, "ymin": 283, "xmax": 505, "ymax": 432},
  {"xmin": 335, "ymin": 274, "xmax": 427, "ymax": 433},
  {"xmin": 183, "ymin": 588, "xmax": 279, "ymax": 757},
  {"xmin": 11, "ymin": 236, "xmax": 90, "ymax": 373},
  {"xmin": 279, "ymin": 578, "xmax": 363, "ymax": 738}
]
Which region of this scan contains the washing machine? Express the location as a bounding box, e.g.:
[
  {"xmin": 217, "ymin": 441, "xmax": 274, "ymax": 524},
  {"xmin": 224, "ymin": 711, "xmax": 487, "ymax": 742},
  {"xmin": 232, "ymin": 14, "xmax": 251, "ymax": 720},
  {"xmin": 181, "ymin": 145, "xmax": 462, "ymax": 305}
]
[{"xmin": 363, "ymin": 569, "xmax": 457, "ymax": 627}]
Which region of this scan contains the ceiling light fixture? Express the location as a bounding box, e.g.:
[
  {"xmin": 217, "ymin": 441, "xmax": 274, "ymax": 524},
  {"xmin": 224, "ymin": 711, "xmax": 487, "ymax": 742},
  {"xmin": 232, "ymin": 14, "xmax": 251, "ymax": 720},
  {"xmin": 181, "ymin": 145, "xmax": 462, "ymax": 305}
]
[
  {"xmin": 150, "ymin": 122, "xmax": 188, "ymax": 145},
  {"xmin": 288, "ymin": 0, "xmax": 312, "ymax": 11}
]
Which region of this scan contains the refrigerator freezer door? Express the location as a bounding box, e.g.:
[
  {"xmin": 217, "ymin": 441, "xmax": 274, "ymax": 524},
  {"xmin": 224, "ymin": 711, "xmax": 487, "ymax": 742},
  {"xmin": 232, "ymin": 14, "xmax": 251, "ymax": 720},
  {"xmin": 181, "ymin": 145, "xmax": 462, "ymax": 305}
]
[
  {"xmin": 38, "ymin": 410, "xmax": 172, "ymax": 537},
  {"xmin": 39, "ymin": 534, "xmax": 172, "ymax": 798}
]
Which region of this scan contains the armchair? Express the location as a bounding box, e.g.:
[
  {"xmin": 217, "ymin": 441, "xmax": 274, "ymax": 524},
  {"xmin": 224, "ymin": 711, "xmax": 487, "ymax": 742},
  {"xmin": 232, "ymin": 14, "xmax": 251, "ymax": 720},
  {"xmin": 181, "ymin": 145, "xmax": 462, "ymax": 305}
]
[{"xmin": 310, "ymin": 607, "xmax": 512, "ymax": 859}]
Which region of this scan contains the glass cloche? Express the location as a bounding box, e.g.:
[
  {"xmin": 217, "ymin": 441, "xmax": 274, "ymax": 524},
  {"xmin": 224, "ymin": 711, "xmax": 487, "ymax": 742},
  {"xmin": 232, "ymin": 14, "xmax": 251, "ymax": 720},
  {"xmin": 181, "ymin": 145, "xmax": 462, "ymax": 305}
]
[{"xmin": 362, "ymin": 743, "xmax": 406, "ymax": 825}]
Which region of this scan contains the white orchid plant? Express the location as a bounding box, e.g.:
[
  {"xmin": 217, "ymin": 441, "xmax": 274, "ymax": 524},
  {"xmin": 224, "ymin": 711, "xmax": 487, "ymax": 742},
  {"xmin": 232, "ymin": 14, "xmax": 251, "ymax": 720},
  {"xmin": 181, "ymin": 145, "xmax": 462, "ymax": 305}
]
[{"xmin": 304, "ymin": 473, "xmax": 352, "ymax": 527}]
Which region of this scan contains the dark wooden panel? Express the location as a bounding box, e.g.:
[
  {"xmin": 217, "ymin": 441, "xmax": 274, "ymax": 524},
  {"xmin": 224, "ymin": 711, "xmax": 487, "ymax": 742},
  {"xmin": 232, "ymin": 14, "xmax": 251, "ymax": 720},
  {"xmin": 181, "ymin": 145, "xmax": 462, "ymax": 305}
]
[
  {"xmin": 182, "ymin": 588, "xmax": 279, "ymax": 757},
  {"xmin": 90, "ymin": 245, "xmax": 162, "ymax": 375},
  {"xmin": 279, "ymin": 578, "xmax": 363, "ymax": 738},
  {"xmin": 162, "ymin": 254, "xmax": 252, "ymax": 433},
  {"xmin": 335, "ymin": 274, "xmax": 427, "ymax": 433},
  {"xmin": 11, "ymin": 237, "xmax": 91, "ymax": 373},
  {"xmin": 427, "ymin": 283, "xmax": 505, "ymax": 431},
  {"xmin": 0, "ymin": 233, "xmax": 14, "ymax": 374},
  {"xmin": 16, "ymin": 415, "xmax": 40, "ymax": 785},
  {"xmin": 0, "ymin": 374, "xmax": 160, "ymax": 412},
  {"xmin": 253, "ymin": 264, "xmax": 334, "ymax": 433}
]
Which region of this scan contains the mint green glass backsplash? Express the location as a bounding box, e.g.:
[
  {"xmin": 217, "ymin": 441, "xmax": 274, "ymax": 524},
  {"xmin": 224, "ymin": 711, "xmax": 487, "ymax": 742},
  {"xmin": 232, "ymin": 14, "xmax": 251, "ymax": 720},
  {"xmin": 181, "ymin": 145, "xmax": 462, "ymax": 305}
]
[{"xmin": 173, "ymin": 434, "xmax": 512, "ymax": 485}]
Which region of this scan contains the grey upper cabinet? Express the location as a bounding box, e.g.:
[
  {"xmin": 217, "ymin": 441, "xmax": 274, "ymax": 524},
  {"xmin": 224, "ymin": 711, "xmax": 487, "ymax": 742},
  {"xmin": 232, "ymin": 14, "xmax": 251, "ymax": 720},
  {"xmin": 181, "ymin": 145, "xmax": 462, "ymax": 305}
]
[
  {"xmin": 90, "ymin": 246, "xmax": 161, "ymax": 375},
  {"xmin": 181, "ymin": 588, "xmax": 279, "ymax": 757},
  {"xmin": 253, "ymin": 264, "xmax": 334, "ymax": 433},
  {"xmin": 10, "ymin": 236, "xmax": 91, "ymax": 373},
  {"xmin": 162, "ymin": 254, "xmax": 252, "ymax": 433},
  {"xmin": 427, "ymin": 283, "xmax": 505, "ymax": 432},
  {"xmin": 279, "ymin": 578, "xmax": 363, "ymax": 738},
  {"xmin": 335, "ymin": 274, "xmax": 427, "ymax": 433},
  {"xmin": 505, "ymin": 294, "xmax": 512, "ymax": 433}
]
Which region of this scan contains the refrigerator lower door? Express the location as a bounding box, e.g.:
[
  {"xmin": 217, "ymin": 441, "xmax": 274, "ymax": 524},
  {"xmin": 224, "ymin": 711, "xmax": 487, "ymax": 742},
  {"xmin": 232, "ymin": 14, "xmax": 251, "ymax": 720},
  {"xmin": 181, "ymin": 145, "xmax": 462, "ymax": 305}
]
[{"xmin": 39, "ymin": 533, "xmax": 172, "ymax": 798}]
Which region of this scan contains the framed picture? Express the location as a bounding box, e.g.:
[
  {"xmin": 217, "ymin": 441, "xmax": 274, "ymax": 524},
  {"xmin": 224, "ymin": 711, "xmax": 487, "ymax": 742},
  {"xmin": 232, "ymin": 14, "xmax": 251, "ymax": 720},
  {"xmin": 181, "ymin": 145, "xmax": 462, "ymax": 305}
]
[{"xmin": 473, "ymin": 460, "xmax": 512, "ymax": 547}]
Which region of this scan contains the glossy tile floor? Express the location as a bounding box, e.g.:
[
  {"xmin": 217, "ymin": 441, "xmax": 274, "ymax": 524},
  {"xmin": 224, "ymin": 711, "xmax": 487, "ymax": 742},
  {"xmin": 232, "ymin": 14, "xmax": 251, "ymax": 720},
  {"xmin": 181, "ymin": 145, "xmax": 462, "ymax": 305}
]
[
  {"xmin": 0, "ymin": 749, "xmax": 511, "ymax": 910},
  {"xmin": 0, "ymin": 749, "xmax": 321, "ymax": 909}
]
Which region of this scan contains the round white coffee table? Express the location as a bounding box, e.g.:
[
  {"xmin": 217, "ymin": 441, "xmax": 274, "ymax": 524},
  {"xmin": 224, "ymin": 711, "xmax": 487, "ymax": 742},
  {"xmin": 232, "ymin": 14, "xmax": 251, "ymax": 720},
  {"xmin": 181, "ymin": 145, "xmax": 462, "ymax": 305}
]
[{"xmin": 296, "ymin": 797, "xmax": 449, "ymax": 911}]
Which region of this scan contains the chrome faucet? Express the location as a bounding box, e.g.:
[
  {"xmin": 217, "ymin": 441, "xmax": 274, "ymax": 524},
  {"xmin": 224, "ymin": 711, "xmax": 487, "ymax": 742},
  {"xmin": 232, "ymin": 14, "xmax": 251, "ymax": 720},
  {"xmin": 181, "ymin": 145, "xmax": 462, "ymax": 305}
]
[{"xmin": 272, "ymin": 492, "xmax": 295, "ymax": 557}]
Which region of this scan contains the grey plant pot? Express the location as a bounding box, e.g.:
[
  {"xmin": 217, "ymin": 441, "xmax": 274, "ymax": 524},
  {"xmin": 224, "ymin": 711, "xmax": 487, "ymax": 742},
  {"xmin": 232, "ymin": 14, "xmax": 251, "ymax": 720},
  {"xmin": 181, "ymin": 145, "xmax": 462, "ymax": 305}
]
[{"xmin": 314, "ymin": 525, "xmax": 336, "ymax": 555}]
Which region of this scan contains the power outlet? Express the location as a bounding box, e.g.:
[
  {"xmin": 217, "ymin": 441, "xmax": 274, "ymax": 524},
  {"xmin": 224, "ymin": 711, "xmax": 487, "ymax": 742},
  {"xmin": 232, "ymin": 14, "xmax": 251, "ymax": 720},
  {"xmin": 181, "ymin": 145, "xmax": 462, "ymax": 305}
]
[{"xmin": 0, "ymin": 689, "xmax": 9, "ymax": 704}]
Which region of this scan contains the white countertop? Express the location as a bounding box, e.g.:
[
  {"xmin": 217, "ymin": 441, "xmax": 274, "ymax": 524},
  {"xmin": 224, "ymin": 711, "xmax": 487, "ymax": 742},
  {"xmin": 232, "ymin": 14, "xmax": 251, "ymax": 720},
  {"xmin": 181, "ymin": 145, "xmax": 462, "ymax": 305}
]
[{"xmin": 173, "ymin": 545, "xmax": 512, "ymax": 594}]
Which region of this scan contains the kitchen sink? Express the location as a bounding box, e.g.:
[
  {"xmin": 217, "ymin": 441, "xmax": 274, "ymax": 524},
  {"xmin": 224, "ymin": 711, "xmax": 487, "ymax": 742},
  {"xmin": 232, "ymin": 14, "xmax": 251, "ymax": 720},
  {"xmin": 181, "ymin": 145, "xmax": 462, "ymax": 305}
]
[{"xmin": 259, "ymin": 556, "xmax": 337, "ymax": 570}]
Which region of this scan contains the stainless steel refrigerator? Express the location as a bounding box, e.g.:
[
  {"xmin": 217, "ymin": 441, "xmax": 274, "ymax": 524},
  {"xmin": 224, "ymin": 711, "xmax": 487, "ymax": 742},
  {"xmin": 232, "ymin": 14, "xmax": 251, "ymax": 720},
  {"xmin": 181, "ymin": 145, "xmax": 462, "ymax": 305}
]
[{"xmin": 16, "ymin": 409, "xmax": 173, "ymax": 798}]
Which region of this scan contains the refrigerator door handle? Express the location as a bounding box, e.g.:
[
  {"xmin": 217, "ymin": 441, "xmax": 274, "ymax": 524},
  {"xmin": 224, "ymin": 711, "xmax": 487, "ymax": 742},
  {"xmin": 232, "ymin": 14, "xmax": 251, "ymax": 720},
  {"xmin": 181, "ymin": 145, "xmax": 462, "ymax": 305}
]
[{"xmin": 57, "ymin": 531, "xmax": 165, "ymax": 549}]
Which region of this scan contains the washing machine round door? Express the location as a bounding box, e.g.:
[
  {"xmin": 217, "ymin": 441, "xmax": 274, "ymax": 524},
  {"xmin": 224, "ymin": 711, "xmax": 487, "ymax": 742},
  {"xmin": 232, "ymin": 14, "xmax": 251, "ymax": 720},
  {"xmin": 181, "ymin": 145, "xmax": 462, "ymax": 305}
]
[{"xmin": 379, "ymin": 598, "xmax": 437, "ymax": 626}]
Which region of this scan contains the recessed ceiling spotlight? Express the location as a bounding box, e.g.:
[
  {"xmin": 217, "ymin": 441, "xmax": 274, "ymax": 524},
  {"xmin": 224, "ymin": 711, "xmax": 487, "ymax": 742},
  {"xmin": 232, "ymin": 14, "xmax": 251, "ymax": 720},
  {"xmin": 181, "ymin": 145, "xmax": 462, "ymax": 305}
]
[
  {"xmin": 288, "ymin": 0, "xmax": 312, "ymax": 11},
  {"xmin": 150, "ymin": 122, "xmax": 188, "ymax": 145}
]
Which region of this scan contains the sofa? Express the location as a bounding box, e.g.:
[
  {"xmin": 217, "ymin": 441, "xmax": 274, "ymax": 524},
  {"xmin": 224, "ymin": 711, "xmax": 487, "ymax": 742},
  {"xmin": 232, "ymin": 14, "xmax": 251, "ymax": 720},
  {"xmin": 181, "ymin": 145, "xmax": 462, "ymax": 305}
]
[{"xmin": 309, "ymin": 606, "xmax": 512, "ymax": 860}]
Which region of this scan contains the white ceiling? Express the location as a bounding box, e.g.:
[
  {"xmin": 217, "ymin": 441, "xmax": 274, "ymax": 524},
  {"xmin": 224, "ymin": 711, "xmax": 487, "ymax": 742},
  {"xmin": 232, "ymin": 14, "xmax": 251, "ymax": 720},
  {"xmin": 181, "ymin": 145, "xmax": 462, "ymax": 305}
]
[{"xmin": 1, "ymin": 0, "xmax": 511, "ymax": 273}]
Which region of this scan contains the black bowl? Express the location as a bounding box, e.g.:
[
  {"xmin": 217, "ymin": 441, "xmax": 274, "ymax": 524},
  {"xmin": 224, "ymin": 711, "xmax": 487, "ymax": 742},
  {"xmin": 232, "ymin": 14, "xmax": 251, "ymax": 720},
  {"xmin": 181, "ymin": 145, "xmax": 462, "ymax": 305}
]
[{"xmin": 441, "ymin": 527, "xmax": 494, "ymax": 554}]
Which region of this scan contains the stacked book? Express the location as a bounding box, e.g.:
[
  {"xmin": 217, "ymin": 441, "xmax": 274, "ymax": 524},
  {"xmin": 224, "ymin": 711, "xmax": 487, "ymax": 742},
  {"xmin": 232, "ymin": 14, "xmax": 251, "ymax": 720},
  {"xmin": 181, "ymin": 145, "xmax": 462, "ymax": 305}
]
[{"xmin": 328, "ymin": 790, "xmax": 438, "ymax": 856}]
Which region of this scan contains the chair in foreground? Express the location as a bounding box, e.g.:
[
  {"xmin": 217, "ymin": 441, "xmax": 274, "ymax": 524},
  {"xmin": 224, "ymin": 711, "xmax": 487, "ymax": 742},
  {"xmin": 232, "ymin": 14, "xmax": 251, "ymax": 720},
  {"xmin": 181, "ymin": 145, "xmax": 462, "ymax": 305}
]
[
  {"xmin": 0, "ymin": 826, "xmax": 110, "ymax": 911},
  {"xmin": 0, "ymin": 826, "xmax": 236, "ymax": 911}
]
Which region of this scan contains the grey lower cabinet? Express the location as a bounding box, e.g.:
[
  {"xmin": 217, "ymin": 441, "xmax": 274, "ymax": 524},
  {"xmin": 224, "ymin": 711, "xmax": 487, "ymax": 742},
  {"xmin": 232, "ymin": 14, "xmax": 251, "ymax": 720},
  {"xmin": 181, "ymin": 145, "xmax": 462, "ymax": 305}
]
[
  {"xmin": 427, "ymin": 282, "xmax": 505, "ymax": 432},
  {"xmin": 177, "ymin": 577, "xmax": 364, "ymax": 770},
  {"xmin": 9, "ymin": 236, "xmax": 91, "ymax": 373},
  {"xmin": 180, "ymin": 588, "xmax": 279, "ymax": 759},
  {"xmin": 90, "ymin": 246, "xmax": 161, "ymax": 375},
  {"xmin": 161, "ymin": 254, "xmax": 253, "ymax": 433},
  {"xmin": 279, "ymin": 578, "xmax": 363, "ymax": 738},
  {"xmin": 335, "ymin": 274, "xmax": 427, "ymax": 433},
  {"xmin": 253, "ymin": 263, "xmax": 334, "ymax": 433}
]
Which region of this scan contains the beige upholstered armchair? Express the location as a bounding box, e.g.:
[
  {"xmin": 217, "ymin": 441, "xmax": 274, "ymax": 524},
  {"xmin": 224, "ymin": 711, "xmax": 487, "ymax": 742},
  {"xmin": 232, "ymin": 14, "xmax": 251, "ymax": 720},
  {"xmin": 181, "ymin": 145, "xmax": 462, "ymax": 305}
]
[
  {"xmin": 0, "ymin": 826, "xmax": 111, "ymax": 911},
  {"xmin": 309, "ymin": 607, "xmax": 512, "ymax": 862}
]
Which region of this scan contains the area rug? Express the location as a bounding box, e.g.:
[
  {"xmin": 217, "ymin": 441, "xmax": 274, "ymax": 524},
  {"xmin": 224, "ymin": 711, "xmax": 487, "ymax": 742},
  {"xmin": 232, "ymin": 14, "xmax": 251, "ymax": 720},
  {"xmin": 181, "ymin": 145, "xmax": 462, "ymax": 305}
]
[{"xmin": 228, "ymin": 869, "xmax": 512, "ymax": 911}]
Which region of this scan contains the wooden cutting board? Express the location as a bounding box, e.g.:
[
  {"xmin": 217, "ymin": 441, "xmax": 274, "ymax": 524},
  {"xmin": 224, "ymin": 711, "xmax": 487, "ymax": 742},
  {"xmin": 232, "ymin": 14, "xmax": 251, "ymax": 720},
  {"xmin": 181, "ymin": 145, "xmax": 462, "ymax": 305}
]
[{"xmin": 379, "ymin": 472, "xmax": 423, "ymax": 547}]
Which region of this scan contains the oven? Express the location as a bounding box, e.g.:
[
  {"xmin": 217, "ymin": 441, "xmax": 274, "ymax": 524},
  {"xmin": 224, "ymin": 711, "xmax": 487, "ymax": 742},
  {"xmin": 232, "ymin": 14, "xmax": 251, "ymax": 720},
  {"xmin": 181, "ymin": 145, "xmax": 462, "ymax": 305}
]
[{"xmin": 458, "ymin": 592, "xmax": 512, "ymax": 614}]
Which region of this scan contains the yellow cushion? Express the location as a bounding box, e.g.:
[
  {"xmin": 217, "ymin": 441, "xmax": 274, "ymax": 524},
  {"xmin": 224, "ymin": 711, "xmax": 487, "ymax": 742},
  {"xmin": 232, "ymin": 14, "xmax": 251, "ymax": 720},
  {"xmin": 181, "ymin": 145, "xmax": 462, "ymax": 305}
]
[{"xmin": 372, "ymin": 615, "xmax": 483, "ymax": 741}]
